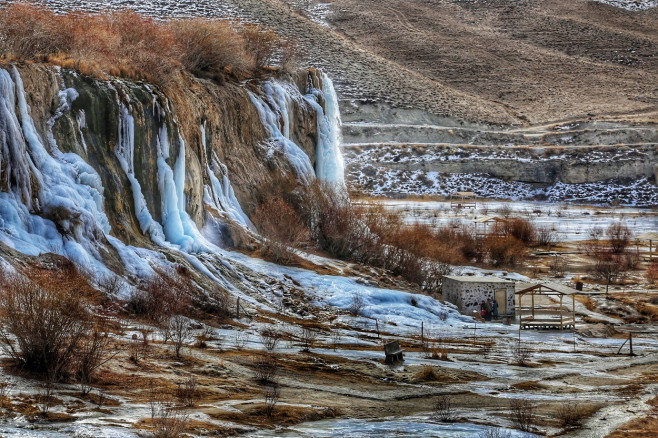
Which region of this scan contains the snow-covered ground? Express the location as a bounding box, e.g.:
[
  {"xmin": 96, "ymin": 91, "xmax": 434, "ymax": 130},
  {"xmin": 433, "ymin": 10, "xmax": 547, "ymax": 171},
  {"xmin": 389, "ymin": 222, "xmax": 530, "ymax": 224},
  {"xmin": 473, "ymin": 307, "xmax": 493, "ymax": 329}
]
[
  {"xmin": 364, "ymin": 199, "xmax": 658, "ymax": 242},
  {"xmin": 594, "ymin": 0, "xmax": 658, "ymax": 10}
]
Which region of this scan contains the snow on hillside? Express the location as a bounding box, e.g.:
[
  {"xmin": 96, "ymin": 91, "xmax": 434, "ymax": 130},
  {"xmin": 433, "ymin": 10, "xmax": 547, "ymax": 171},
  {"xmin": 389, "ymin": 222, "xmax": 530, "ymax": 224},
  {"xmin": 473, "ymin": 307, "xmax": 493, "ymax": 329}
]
[{"xmin": 594, "ymin": 0, "xmax": 658, "ymax": 10}]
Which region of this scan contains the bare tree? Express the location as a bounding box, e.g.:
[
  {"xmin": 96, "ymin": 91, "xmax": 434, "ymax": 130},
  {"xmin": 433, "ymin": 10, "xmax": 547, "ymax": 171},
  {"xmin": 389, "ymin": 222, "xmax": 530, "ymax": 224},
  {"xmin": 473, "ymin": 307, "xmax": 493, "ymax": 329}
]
[
  {"xmin": 348, "ymin": 291, "xmax": 365, "ymax": 316},
  {"xmin": 77, "ymin": 321, "xmax": 118, "ymax": 396},
  {"xmin": 168, "ymin": 316, "xmax": 193, "ymax": 359},
  {"xmin": 298, "ymin": 328, "xmax": 317, "ymax": 352},
  {"xmin": 176, "ymin": 377, "xmax": 199, "ymax": 407},
  {"xmin": 264, "ymin": 385, "xmax": 280, "ymax": 418},
  {"xmin": 260, "ymin": 328, "xmax": 282, "ymax": 351},
  {"xmin": 509, "ymin": 398, "xmax": 535, "ymax": 432},
  {"xmin": 151, "ymin": 403, "xmax": 189, "ymax": 438},
  {"xmin": 433, "ymin": 394, "xmax": 454, "ymax": 422},
  {"xmin": 510, "ymin": 341, "xmax": 532, "ymax": 367}
]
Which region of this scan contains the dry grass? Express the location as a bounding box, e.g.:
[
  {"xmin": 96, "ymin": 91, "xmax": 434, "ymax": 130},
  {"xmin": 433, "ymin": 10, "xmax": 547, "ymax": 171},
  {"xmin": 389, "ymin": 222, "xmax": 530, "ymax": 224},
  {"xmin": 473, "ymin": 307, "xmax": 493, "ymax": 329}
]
[{"xmin": 0, "ymin": 3, "xmax": 288, "ymax": 85}]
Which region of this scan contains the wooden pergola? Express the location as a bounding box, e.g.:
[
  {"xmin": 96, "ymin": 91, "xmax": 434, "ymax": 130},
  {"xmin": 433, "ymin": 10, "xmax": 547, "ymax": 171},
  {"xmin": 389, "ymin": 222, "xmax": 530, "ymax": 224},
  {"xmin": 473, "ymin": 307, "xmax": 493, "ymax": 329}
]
[
  {"xmin": 450, "ymin": 191, "xmax": 477, "ymax": 209},
  {"xmin": 637, "ymin": 232, "xmax": 658, "ymax": 262},
  {"xmin": 474, "ymin": 216, "xmax": 507, "ymax": 237},
  {"xmin": 516, "ymin": 282, "xmax": 577, "ymax": 330}
]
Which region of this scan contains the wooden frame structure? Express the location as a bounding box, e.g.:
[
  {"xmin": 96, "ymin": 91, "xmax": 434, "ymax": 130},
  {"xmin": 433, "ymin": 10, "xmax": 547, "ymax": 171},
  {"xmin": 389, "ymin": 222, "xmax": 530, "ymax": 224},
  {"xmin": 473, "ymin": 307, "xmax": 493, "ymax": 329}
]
[
  {"xmin": 450, "ymin": 191, "xmax": 477, "ymax": 209},
  {"xmin": 637, "ymin": 232, "xmax": 658, "ymax": 262},
  {"xmin": 516, "ymin": 282, "xmax": 577, "ymax": 330}
]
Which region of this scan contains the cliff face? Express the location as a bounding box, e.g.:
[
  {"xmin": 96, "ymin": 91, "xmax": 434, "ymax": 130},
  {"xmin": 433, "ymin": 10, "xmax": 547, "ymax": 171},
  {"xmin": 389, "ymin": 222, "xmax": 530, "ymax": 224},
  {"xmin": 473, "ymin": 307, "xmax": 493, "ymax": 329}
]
[{"xmin": 0, "ymin": 63, "xmax": 342, "ymax": 291}]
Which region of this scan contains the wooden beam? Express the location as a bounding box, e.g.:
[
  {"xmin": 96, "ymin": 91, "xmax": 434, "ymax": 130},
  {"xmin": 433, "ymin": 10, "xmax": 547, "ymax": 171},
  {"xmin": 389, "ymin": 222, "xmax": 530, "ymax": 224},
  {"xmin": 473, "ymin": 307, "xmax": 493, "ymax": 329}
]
[
  {"xmin": 572, "ymin": 294, "xmax": 575, "ymax": 328},
  {"xmin": 560, "ymin": 294, "xmax": 563, "ymax": 330}
]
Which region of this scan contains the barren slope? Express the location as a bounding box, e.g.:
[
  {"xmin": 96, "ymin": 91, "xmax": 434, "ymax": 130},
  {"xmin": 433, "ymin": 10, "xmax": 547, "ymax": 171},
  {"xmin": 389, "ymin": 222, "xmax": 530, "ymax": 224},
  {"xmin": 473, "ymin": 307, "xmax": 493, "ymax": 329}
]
[{"xmin": 322, "ymin": 0, "xmax": 658, "ymax": 124}]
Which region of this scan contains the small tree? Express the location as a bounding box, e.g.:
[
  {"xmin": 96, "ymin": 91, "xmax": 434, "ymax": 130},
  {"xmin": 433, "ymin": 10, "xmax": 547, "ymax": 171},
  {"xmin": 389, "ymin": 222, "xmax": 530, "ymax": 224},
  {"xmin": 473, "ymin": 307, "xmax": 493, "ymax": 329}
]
[
  {"xmin": 607, "ymin": 222, "xmax": 632, "ymax": 254},
  {"xmin": 592, "ymin": 251, "xmax": 622, "ymax": 294},
  {"xmin": 176, "ymin": 377, "xmax": 199, "ymax": 407},
  {"xmin": 348, "ymin": 291, "xmax": 365, "ymax": 316},
  {"xmin": 264, "ymin": 385, "xmax": 280, "ymax": 418},
  {"xmin": 0, "ymin": 272, "xmax": 92, "ymax": 378},
  {"xmin": 168, "ymin": 316, "xmax": 193, "ymax": 359},
  {"xmin": 509, "ymin": 398, "xmax": 535, "ymax": 432},
  {"xmin": 77, "ymin": 321, "xmax": 117, "ymax": 395},
  {"xmin": 433, "ymin": 394, "xmax": 453, "ymax": 422}
]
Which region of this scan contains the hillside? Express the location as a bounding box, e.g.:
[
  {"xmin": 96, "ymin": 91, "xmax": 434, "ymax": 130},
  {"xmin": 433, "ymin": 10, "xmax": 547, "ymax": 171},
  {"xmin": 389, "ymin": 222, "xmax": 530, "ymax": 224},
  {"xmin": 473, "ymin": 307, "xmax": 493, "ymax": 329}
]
[{"xmin": 35, "ymin": 0, "xmax": 658, "ymax": 126}]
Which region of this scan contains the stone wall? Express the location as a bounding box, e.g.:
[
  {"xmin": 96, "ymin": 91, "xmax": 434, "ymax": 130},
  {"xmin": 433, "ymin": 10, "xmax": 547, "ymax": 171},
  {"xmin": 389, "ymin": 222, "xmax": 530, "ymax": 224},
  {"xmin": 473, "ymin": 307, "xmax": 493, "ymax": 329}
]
[{"xmin": 443, "ymin": 278, "xmax": 515, "ymax": 317}]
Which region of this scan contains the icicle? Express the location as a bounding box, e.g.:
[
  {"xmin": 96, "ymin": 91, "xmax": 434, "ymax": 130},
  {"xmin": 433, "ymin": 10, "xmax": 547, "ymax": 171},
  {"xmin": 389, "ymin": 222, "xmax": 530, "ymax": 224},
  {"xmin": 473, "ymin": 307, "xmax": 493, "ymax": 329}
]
[
  {"xmin": 248, "ymin": 81, "xmax": 315, "ymax": 181},
  {"xmin": 200, "ymin": 124, "xmax": 253, "ymax": 229},
  {"xmin": 305, "ymin": 73, "xmax": 345, "ymax": 186}
]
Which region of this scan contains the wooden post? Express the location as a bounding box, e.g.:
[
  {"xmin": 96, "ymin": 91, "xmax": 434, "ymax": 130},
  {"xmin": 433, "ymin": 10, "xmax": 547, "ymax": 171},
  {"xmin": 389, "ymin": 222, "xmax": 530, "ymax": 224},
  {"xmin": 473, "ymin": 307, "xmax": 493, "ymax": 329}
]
[
  {"xmin": 651, "ymin": 240, "xmax": 653, "ymax": 262},
  {"xmin": 629, "ymin": 333, "xmax": 633, "ymax": 356},
  {"xmin": 421, "ymin": 321, "xmax": 424, "ymax": 346},
  {"xmin": 518, "ymin": 293, "xmax": 522, "ymax": 330},
  {"xmin": 559, "ymin": 294, "xmax": 563, "ymax": 329},
  {"xmin": 531, "ymin": 290, "xmax": 535, "ymax": 319},
  {"xmin": 572, "ymin": 294, "xmax": 575, "ymax": 328},
  {"xmin": 236, "ymin": 297, "xmax": 240, "ymax": 319}
]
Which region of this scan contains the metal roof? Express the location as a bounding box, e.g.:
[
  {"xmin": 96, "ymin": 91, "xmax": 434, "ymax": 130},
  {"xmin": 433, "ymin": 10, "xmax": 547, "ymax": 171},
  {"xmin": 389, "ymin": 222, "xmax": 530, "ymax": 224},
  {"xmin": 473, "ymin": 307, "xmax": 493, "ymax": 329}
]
[
  {"xmin": 444, "ymin": 275, "xmax": 514, "ymax": 284},
  {"xmin": 637, "ymin": 232, "xmax": 658, "ymax": 241}
]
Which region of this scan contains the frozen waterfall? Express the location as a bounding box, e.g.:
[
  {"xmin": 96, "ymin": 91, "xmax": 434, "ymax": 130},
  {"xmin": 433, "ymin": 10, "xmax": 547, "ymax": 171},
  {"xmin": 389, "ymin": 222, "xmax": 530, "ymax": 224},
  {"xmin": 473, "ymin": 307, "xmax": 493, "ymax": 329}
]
[{"xmin": 305, "ymin": 73, "xmax": 344, "ymax": 186}]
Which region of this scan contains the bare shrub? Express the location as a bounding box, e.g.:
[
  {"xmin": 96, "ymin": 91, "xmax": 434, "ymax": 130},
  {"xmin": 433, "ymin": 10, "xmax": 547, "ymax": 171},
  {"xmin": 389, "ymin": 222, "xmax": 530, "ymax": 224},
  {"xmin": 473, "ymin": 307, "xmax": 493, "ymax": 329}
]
[
  {"xmin": 509, "ymin": 398, "xmax": 535, "ymax": 432},
  {"xmin": 0, "ymin": 270, "xmax": 96, "ymax": 378},
  {"xmin": 501, "ymin": 217, "xmax": 536, "ymax": 245},
  {"xmin": 240, "ymin": 24, "xmax": 282, "ymax": 70},
  {"xmin": 556, "ymin": 400, "xmax": 588, "ymax": 428},
  {"xmin": 433, "ymin": 394, "xmax": 454, "ymax": 422},
  {"xmin": 77, "ymin": 321, "xmax": 117, "ymax": 395},
  {"xmin": 252, "ymin": 196, "xmax": 310, "ymax": 264},
  {"xmin": 97, "ymin": 274, "xmax": 125, "ymax": 297},
  {"xmin": 607, "ymin": 222, "xmax": 632, "ymax": 254},
  {"xmin": 591, "ymin": 250, "xmax": 623, "ymax": 294},
  {"xmin": 129, "ymin": 274, "xmax": 193, "ymax": 324},
  {"xmin": 260, "ymin": 328, "xmax": 282, "ymax": 351},
  {"xmin": 549, "ymin": 255, "xmax": 567, "ymax": 278},
  {"xmin": 169, "ymin": 18, "xmax": 255, "ymax": 81},
  {"xmin": 536, "ymin": 225, "xmax": 558, "ymax": 247},
  {"xmin": 348, "ymin": 291, "xmax": 365, "ymax": 316},
  {"xmin": 168, "ymin": 316, "xmax": 193, "ymax": 359},
  {"xmin": 152, "ymin": 403, "xmax": 189, "ymax": 438},
  {"xmin": 298, "ymin": 328, "xmax": 317, "ymax": 352},
  {"xmin": 264, "ymin": 385, "xmax": 280, "ymax": 418},
  {"xmin": 331, "ymin": 330, "xmax": 341, "ymax": 351},
  {"xmin": 0, "ymin": 3, "xmax": 283, "ymax": 84},
  {"xmin": 176, "ymin": 377, "xmax": 199, "ymax": 407},
  {"xmin": 510, "ymin": 342, "xmax": 532, "ymax": 367},
  {"xmin": 252, "ymin": 354, "xmax": 278, "ymax": 385},
  {"xmin": 479, "ymin": 427, "xmax": 512, "ymax": 438},
  {"xmin": 233, "ymin": 330, "xmax": 248, "ymax": 350},
  {"xmin": 485, "ymin": 235, "xmax": 527, "ymax": 267}
]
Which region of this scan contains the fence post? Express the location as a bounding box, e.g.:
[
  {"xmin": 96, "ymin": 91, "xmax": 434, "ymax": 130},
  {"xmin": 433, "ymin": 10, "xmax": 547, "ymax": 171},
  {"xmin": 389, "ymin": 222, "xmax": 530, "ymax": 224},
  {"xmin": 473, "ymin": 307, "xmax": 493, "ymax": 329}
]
[
  {"xmin": 421, "ymin": 321, "xmax": 424, "ymax": 345},
  {"xmin": 629, "ymin": 333, "xmax": 633, "ymax": 356}
]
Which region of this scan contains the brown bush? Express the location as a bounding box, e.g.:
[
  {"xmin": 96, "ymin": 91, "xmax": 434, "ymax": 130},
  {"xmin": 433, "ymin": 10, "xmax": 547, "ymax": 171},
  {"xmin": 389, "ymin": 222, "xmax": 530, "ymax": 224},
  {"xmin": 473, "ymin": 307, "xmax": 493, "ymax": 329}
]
[
  {"xmin": 127, "ymin": 274, "xmax": 192, "ymax": 324},
  {"xmin": 485, "ymin": 235, "xmax": 527, "ymax": 266},
  {"xmin": 0, "ymin": 268, "xmax": 104, "ymax": 379},
  {"xmin": 0, "ymin": 3, "xmax": 282, "ymax": 85},
  {"xmin": 607, "ymin": 222, "xmax": 632, "ymax": 254},
  {"xmin": 253, "ymin": 195, "xmax": 310, "ymax": 264}
]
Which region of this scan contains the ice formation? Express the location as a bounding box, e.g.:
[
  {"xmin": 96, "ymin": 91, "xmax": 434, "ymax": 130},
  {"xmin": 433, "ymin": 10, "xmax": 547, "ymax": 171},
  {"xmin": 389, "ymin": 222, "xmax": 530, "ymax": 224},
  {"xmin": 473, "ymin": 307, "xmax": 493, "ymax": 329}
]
[
  {"xmin": 248, "ymin": 81, "xmax": 316, "ymax": 182},
  {"xmin": 304, "ymin": 73, "xmax": 345, "ymax": 186}
]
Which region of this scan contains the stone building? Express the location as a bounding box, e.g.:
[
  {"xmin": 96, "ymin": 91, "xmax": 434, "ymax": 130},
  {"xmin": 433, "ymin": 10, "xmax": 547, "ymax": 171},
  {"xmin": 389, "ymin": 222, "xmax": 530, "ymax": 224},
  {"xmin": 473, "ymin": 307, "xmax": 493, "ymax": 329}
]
[{"xmin": 443, "ymin": 276, "xmax": 515, "ymax": 317}]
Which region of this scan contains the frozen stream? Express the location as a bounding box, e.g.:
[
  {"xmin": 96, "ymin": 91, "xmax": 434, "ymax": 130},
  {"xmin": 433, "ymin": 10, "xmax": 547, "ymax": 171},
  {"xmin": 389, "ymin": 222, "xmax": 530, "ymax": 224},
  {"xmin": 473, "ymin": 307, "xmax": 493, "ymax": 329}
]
[
  {"xmin": 365, "ymin": 200, "xmax": 657, "ymax": 242},
  {"xmin": 252, "ymin": 416, "xmax": 536, "ymax": 437}
]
